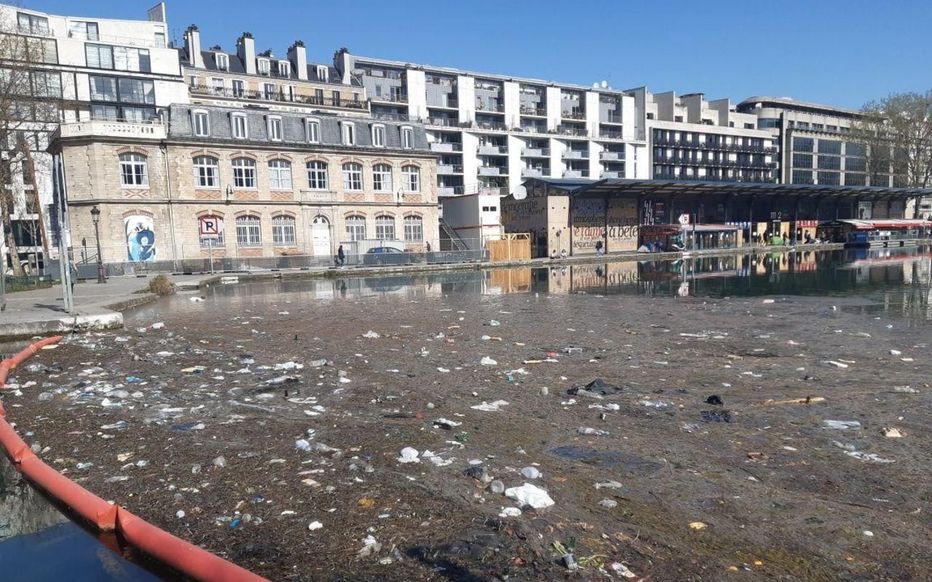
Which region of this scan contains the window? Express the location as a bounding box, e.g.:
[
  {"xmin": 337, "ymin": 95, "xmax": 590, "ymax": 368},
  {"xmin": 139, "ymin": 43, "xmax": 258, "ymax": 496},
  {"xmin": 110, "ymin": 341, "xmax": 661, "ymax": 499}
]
[
  {"xmin": 404, "ymin": 215, "xmax": 423, "ymax": 242},
  {"xmin": 232, "ymin": 113, "xmax": 248, "ymax": 139},
  {"xmin": 232, "ymin": 79, "xmax": 245, "ymax": 97},
  {"xmin": 17, "ymin": 12, "xmax": 50, "ymax": 35},
  {"xmin": 86, "ymin": 44, "xmax": 113, "ymax": 69},
  {"xmin": 402, "ymin": 165, "xmax": 420, "ymax": 192},
  {"xmin": 818, "ymin": 155, "xmax": 841, "ymax": 170},
  {"xmin": 119, "ymin": 153, "xmax": 148, "ymax": 187},
  {"xmin": 69, "ymin": 21, "xmax": 99, "ymax": 41},
  {"xmin": 845, "ymin": 173, "xmax": 866, "ymax": 186},
  {"xmin": 792, "ymin": 153, "xmax": 812, "ymax": 169},
  {"xmin": 193, "ymin": 110, "xmax": 210, "ymax": 137},
  {"xmin": 277, "ymin": 61, "xmax": 290, "ymax": 77},
  {"xmin": 371, "ymin": 124, "xmax": 385, "ymax": 147},
  {"xmin": 793, "ymin": 137, "xmax": 813, "ymax": 153},
  {"xmin": 845, "ymin": 157, "xmax": 866, "ymax": 172},
  {"xmin": 267, "ymin": 116, "xmax": 283, "ymax": 141},
  {"xmin": 818, "ymin": 140, "xmax": 842, "ymax": 155},
  {"xmin": 305, "ymin": 119, "xmax": 320, "ymax": 143},
  {"xmin": 117, "ymin": 78, "xmax": 155, "ymax": 104},
  {"xmin": 341, "ymin": 122, "xmax": 355, "ymax": 145},
  {"xmin": 211, "ymin": 77, "xmax": 224, "ymax": 93},
  {"xmin": 232, "ymin": 158, "xmax": 256, "ymax": 188},
  {"xmin": 215, "ymin": 53, "xmax": 229, "ymax": 70},
  {"xmin": 189, "ymin": 75, "xmax": 199, "ymax": 88},
  {"xmin": 845, "ymin": 142, "xmax": 866, "ymax": 157},
  {"xmin": 268, "ymin": 159, "xmax": 292, "ymax": 190},
  {"xmin": 198, "ymin": 215, "xmax": 224, "ymax": 247},
  {"xmin": 316, "ymin": 65, "xmax": 329, "ymax": 82},
  {"xmin": 193, "ymin": 156, "xmax": 219, "ymax": 188},
  {"xmin": 792, "ymin": 170, "xmax": 813, "ymax": 184},
  {"xmin": 345, "ymin": 215, "xmax": 366, "ymax": 241},
  {"xmin": 257, "ymin": 58, "xmax": 271, "ymax": 75},
  {"xmin": 89, "ymin": 76, "xmax": 118, "ymax": 101},
  {"xmin": 154, "ymin": 32, "xmax": 166, "ymax": 48},
  {"xmin": 272, "ymin": 215, "xmax": 296, "ymax": 246},
  {"xmin": 235, "ymin": 215, "xmax": 261, "ymax": 247},
  {"xmin": 32, "ymin": 71, "xmax": 62, "ymax": 97},
  {"xmin": 306, "ymin": 161, "xmax": 328, "ymax": 190},
  {"xmin": 375, "ymin": 215, "xmax": 395, "ymax": 240},
  {"xmin": 342, "ymin": 162, "xmax": 362, "ymax": 191},
  {"xmin": 401, "ymin": 126, "xmax": 414, "ymax": 149},
  {"xmin": 817, "ymin": 171, "xmax": 840, "ymax": 185},
  {"xmin": 373, "ymin": 163, "xmax": 392, "ymax": 192}
]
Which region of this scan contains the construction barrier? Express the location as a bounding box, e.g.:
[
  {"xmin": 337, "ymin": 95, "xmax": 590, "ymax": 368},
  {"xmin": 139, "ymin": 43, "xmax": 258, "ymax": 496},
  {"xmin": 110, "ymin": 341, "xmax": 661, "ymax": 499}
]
[{"xmin": 0, "ymin": 336, "xmax": 268, "ymax": 582}]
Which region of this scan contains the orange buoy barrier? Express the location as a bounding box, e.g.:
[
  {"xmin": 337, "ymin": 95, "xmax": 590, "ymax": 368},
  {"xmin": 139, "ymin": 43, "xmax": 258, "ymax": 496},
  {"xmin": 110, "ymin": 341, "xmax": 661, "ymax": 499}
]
[{"xmin": 0, "ymin": 336, "xmax": 268, "ymax": 582}]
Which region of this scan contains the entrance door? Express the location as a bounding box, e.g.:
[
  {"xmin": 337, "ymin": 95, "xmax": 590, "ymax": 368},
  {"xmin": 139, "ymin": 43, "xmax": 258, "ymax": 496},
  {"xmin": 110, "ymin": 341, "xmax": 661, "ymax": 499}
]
[{"xmin": 311, "ymin": 216, "xmax": 331, "ymax": 257}]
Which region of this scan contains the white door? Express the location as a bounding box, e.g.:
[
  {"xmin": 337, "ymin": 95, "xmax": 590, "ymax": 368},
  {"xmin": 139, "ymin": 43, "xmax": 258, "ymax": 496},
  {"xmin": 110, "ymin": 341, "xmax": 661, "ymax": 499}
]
[{"xmin": 311, "ymin": 216, "xmax": 331, "ymax": 257}]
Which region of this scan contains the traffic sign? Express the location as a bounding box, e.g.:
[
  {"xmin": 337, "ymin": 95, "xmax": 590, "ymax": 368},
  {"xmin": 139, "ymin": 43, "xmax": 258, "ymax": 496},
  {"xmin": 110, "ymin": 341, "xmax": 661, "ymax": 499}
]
[
  {"xmin": 199, "ymin": 216, "xmax": 221, "ymax": 239},
  {"xmin": 678, "ymin": 213, "xmax": 690, "ymax": 226}
]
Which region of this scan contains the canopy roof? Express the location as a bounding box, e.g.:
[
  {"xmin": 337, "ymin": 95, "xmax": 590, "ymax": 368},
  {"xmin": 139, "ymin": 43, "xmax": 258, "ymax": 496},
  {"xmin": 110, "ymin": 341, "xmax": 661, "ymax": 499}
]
[{"xmin": 523, "ymin": 178, "xmax": 932, "ymax": 201}]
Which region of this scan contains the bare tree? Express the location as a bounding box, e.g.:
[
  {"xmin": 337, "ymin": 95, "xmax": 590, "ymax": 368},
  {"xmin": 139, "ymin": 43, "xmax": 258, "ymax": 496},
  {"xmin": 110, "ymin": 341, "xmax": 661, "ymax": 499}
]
[
  {"xmin": 0, "ymin": 10, "xmax": 61, "ymax": 276},
  {"xmin": 852, "ymin": 91, "xmax": 932, "ymax": 217}
]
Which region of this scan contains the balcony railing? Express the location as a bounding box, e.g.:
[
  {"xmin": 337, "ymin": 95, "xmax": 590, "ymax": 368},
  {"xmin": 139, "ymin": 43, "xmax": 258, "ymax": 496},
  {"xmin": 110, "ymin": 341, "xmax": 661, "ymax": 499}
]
[
  {"xmin": 427, "ymin": 98, "xmax": 459, "ymax": 109},
  {"xmin": 563, "ymin": 150, "xmax": 589, "ymax": 160},
  {"xmin": 601, "ymin": 114, "xmax": 623, "ymax": 124},
  {"xmin": 371, "ymin": 92, "xmax": 408, "ymax": 103},
  {"xmin": 563, "ymin": 169, "xmax": 589, "ymax": 178},
  {"xmin": 562, "ymin": 110, "xmax": 586, "ymax": 120},
  {"xmin": 476, "ymin": 102, "xmax": 505, "ymax": 113},
  {"xmin": 438, "ymin": 186, "xmax": 457, "ymax": 197},
  {"xmin": 478, "ymin": 144, "xmax": 506, "ymax": 155},
  {"xmin": 430, "ymin": 142, "xmax": 463, "ymax": 152},
  {"xmin": 427, "ymin": 117, "xmax": 458, "ymax": 127},
  {"xmin": 520, "ymin": 105, "xmax": 546, "ymax": 116},
  {"xmin": 598, "ymin": 130, "xmax": 624, "ymax": 139},
  {"xmin": 190, "ymin": 85, "xmax": 366, "ymax": 109},
  {"xmin": 522, "ymin": 147, "xmax": 549, "ymax": 157},
  {"xmin": 600, "ymin": 151, "xmax": 623, "ymax": 161},
  {"xmin": 521, "ymin": 168, "xmax": 544, "ymax": 178},
  {"xmin": 556, "ymin": 125, "xmax": 588, "ymax": 137},
  {"xmin": 600, "ymin": 171, "xmax": 621, "ymax": 179},
  {"xmin": 479, "ymin": 166, "xmax": 504, "ymax": 176},
  {"xmin": 438, "ymin": 164, "xmax": 464, "ymax": 174},
  {"xmin": 475, "ymin": 121, "xmax": 508, "ymax": 131},
  {"xmin": 58, "ymin": 119, "xmax": 166, "ymax": 140}
]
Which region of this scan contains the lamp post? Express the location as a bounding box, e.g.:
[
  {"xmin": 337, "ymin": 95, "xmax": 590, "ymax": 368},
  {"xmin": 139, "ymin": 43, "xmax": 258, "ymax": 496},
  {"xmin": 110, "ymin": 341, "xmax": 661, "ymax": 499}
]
[{"xmin": 90, "ymin": 205, "xmax": 106, "ymax": 284}]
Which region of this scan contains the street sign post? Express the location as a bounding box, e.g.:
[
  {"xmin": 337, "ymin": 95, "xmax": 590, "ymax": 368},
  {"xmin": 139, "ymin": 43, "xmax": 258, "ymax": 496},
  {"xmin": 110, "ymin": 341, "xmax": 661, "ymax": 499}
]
[{"xmin": 198, "ymin": 217, "xmax": 221, "ymax": 274}]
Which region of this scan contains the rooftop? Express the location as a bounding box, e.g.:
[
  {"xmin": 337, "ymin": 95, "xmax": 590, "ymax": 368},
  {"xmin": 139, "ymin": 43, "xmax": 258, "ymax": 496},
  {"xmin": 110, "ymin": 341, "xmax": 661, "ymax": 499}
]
[{"xmin": 737, "ymin": 96, "xmax": 862, "ymax": 118}]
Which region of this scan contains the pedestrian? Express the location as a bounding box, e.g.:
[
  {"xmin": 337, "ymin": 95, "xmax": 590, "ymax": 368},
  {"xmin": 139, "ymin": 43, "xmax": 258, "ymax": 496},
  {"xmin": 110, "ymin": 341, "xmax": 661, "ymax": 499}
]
[
  {"xmin": 425, "ymin": 241, "xmax": 432, "ymax": 253},
  {"xmin": 337, "ymin": 244, "xmax": 345, "ymax": 266},
  {"xmin": 70, "ymin": 261, "xmax": 78, "ymax": 296}
]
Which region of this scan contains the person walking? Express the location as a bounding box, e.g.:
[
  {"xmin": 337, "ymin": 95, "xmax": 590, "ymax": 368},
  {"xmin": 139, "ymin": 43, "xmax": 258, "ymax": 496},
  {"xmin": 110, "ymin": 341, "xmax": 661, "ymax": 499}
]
[{"xmin": 337, "ymin": 244, "xmax": 345, "ymax": 266}]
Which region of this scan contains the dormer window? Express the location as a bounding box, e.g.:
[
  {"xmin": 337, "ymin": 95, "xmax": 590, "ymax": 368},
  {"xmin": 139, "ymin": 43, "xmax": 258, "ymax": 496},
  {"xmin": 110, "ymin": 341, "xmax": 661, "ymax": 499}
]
[
  {"xmin": 277, "ymin": 60, "xmax": 290, "ymax": 77},
  {"xmin": 215, "ymin": 53, "xmax": 229, "ymax": 71},
  {"xmin": 371, "ymin": 124, "xmax": 385, "ymax": 147},
  {"xmin": 316, "ymin": 65, "xmax": 329, "ymax": 82},
  {"xmin": 257, "ymin": 58, "xmax": 270, "ymax": 76}
]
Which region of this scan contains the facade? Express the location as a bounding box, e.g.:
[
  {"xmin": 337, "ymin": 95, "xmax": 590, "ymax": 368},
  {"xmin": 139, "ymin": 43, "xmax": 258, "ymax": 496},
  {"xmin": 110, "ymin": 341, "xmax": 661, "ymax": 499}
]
[
  {"xmin": 629, "ymin": 88, "xmax": 778, "ymax": 183},
  {"xmin": 334, "ymin": 50, "xmax": 646, "ymax": 199},
  {"xmin": 0, "ymin": 2, "xmax": 187, "ymax": 271},
  {"xmin": 438, "ymin": 193, "xmax": 503, "ymax": 251},
  {"xmin": 178, "ymin": 27, "xmax": 369, "ymax": 118},
  {"xmin": 51, "ymin": 104, "xmax": 438, "ymax": 266}
]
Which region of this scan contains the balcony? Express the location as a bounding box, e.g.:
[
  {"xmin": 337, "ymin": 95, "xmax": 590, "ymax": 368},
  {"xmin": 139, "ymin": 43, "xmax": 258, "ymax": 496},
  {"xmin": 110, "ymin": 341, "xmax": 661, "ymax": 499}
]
[
  {"xmin": 475, "ymin": 120, "xmax": 508, "ymax": 131},
  {"xmin": 427, "ymin": 98, "xmax": 459, "ymax": 109},
  {"xmin": 521, "ymin": 168, "xmax": 544, "ymax": 178},
  {"xmin": 563, "ymin": 150, "xmax": 589, "ymax": 160},
  {"xmin": 519, "ymin": 125, "xmax": 547, "ymax": 134},
  {"xmin": 520, "ymin": 105, "xmax": 546, "ymax": 116},
  {"xmin": 189, "ymin": 85, "xmax": 367, "ymax": 110},
  {"xmin": 556, "ymin": 125, "xmax": 589, "ymax": 137},
  {"xmin": 601, "ymin": 114, "xmax": 623, "ymax": 124},
  {"xmin": 522, "ymin": 147, "xmax": 549, "ymax": 157},
  {"xmin": 479, "ymin": 166, "xmax": 504, "ymax": 176},
  {"xmin": 600, "ymin": 171, "xmax": 621, "ymax": 179},
  {"xmin": 299, "ymin": 189, "xmax": 338, "ymax": 203},
  {"xmin": 58, "ymin": 119, "xmax": 166, "ymax": 140},
  {"xmin": 430, "ymin": 142, "xmax": 463, "ymax": 153},
  {"xmin": 562, "ymin": 110, "xmax": 586, "ymax": 120},
  {"xmin": 600, "ymin": 151, "xmax": 623, "ymax": 161},
  {"xmin": 476, "ymin": 102, "xmax": 504, "ymax": 113},
  {"xmin": 427, "ymin": 117, "xmax": 458, "ymax": 127},
  {"xmin": 478, "ymin": 144, "xmax": 506, "ymax": 155},
  {"xmin": 438, "ymin": 164, "xmax": 464, "ymax": 175},
  {"xmin": 371, "ymin": 92, "xmax": 408, "ymax": 104},
  {"xmin": 598, "ymin": 129, "xmax": 624, "ymax": 140},
  {"xmin": 563, "ymin": 169, "xmax": 589, "ymax": 178},
  {"xmin": 438, "ymin": 186, "xmax": 457, "ymax": 197}
]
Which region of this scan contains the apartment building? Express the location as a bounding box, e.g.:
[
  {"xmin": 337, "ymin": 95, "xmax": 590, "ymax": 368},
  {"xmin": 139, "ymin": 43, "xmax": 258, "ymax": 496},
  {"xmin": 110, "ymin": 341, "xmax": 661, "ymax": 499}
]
[
  {"xmin": 0, "ymin": 2, "xmax": 187, "ymax": 272},
  {"xmin": 178, "ymin": 26, "xmax": 369, "ymax": 118},
  {"xmin": 50, "ymin": 104, "xmax": 438, "ymax": 264},
  {"xmin": 333, "ymin": 50, "xmax": 647, "ymax": 199},
  {"xmin": 628, "ymin": 88, "xmax": 777, "ymax": 183}
]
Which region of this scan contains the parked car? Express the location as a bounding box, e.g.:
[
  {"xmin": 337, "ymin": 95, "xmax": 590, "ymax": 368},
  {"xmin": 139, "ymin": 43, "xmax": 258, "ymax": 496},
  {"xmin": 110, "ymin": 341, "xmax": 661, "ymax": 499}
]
[{"xmin": 362, "ymin": 246, "xmax": 415, "ymax": 266}]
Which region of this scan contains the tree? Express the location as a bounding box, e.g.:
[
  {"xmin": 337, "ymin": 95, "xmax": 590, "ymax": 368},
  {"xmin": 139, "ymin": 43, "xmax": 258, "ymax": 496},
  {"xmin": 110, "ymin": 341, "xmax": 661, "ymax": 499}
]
[
  {"xmin": 851, "ymin": 91, "xmax": 932, "ymax": 217},
  {"xmin": 0, "ymin": 10, "xmax": 61, "ymax": 275}
]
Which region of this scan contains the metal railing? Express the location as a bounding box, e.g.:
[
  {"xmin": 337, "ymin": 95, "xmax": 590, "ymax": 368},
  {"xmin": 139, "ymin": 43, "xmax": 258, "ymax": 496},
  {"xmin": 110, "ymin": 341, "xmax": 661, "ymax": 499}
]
[{"xmin": 190, "ymin": 85, "xmax": 367, "ymax": 109}]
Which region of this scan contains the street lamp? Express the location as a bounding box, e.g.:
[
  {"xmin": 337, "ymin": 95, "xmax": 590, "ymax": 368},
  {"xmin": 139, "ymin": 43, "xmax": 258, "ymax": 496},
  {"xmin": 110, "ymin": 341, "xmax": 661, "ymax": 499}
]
[{"xmin": 90, "ymin": 205, "xmax": 106, "ymax": 284}]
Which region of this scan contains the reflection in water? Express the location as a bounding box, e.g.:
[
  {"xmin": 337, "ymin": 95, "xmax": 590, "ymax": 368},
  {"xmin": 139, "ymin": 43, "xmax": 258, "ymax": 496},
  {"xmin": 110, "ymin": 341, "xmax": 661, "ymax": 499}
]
[
  {"xmin": 0, "ymin": 457, "xmax": 161, "ymax": 580},
  {"xmin": 135, "ymin": 247, "xmax": 932, "ymax": 325}
]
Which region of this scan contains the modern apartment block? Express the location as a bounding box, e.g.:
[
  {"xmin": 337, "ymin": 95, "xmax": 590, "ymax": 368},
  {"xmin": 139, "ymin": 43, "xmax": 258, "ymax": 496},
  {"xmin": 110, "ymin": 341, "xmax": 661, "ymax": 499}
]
[
  {"xmin": 736, "ymin": 97, "xmax": 889, "ymax": 187},
  {"xmin": 177, "ymin": 26, "xmax": 369, "ymax": 118},
  {"xmin": 628, "ymin": 88, "xmax": 778, "ymax": 183},
  {"xmin": 333, "ymin": 50, "xmax": 647, "ymax": 198},
  {"xmin": 0, "ymin": 2, "xmax": 187, "ymax": 271}
]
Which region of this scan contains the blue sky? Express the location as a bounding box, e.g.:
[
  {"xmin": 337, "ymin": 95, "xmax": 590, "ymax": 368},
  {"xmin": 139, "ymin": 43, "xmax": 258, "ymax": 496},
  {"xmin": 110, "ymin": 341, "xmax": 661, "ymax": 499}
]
[{"xmin": 25, "ymin": 0, "xmax": 932, "ymax": 109}]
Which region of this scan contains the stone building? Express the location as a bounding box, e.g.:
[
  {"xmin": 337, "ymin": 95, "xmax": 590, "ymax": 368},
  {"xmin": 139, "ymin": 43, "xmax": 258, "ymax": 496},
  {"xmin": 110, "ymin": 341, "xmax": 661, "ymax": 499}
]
[{"xmin": 51, "ymin": 104, "xmax": 439, "ymax": 266}]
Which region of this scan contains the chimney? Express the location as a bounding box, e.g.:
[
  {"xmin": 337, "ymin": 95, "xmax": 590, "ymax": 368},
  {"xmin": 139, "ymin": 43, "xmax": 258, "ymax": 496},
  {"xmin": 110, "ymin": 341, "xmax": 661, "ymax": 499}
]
[
  {"xmin": 288, "ymin": 40, "xmax": 308, "ymax": 81},
  {"xmin": 183, "ymin": 25, "xmax": 204, "ymax": 68},
  {"xmin": 237, "ymin": 32, "xmax": 256, "ymax": 75}
]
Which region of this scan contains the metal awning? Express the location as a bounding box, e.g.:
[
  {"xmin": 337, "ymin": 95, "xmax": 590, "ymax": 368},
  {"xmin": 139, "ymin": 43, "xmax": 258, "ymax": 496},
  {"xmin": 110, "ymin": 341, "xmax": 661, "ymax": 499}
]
[{"xmin": 523, "ymin": 177, "xmax": 932, "ymax": 201}]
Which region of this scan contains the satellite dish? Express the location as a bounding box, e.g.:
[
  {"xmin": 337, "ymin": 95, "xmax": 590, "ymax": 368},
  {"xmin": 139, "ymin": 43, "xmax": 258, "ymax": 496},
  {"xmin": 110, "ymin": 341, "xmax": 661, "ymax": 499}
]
[
  {"xmin": 600, "ymin": 80, "xmax": 608, "ymax": 89},
  {"xmin": 592, "ymin": 82, "xmax": 599, "ymax": 89},
  {"xmin": 513, "ymin": 185, "xmax": 527, "ymax": 200}
]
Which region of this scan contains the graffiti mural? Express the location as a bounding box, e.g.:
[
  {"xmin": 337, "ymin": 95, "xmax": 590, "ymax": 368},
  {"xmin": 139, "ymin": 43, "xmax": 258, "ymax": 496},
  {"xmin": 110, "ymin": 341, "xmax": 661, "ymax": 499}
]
[
  {"xmin": 571, "ymin": 198, "xmax": 605, "ymax": 254},
  {"xmin": 124, "ymin": 215, "xmax": 156, "ymax": 262},
  {"xmin": 606, "ymin": 198, "xmax": 639, "ymax": 252}
]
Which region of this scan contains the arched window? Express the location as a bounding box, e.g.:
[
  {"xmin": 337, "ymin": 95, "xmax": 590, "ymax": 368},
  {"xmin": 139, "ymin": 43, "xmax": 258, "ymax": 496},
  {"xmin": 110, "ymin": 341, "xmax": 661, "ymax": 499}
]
[
  {"xmin": 232, "ymin": 157, "xmax": 256, "ymax": 189},
  {"xmin": 272, "ymin": 215, "xmax": 296, "ymax": 246},
  {"xmin": 119, "ymin": 152, "xmax": 148, "ymax": 187},
  {"xmin": 375, "ymin": 215, "xmax": 395, "ymax": 240},
  {"xmin": 235, "ymin": 214, "xmax": 261, "ymax": 247},
  {"xmin": 372, "ymin": 163, "xmax": 392, "ymax": 192},
  {"xmin": 193, "ymin": 156, "xmax": 219, "ymax": 188},
  {"xmin": 345, "ymin": 215, "xmax": 366, "ymax": 241},
  {"xmin": 306, "ymin": 161, "xmax": 328, "ymax": 190},
  {"xmin": 402, "ymin": 164, "xmax": 420, "ymax": 192},
  {"xmin": 268, "ymin": 159, "xmax": 292, "ymax": 190},
  {"xmin": 342, "ymin": 162, "xmax": 362, "ymax": 191},
  {"xmin": 404, "ymin": 215, "xmax": 423, "ymax": 242}
]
